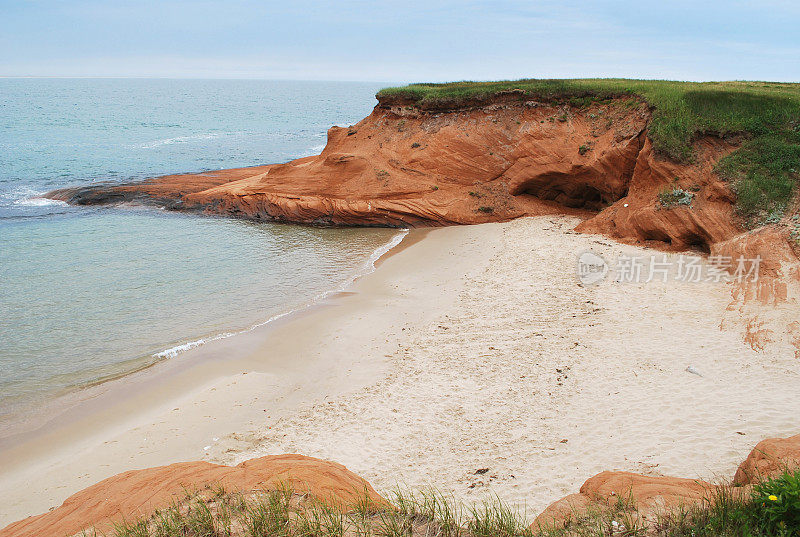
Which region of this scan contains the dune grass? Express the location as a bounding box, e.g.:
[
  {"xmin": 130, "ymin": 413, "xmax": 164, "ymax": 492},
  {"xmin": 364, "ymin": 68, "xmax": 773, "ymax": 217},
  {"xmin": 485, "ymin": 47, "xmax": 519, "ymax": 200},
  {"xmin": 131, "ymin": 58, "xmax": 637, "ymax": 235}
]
[
  {"xmin": 378, "ymin": 79, "xmax": 800, "ymax": 224},
  {"xmin": 97, "ymin": 486, "xmax": 534, "ymax": 537},
  {"xmin": 86, "ymin": 469, "xmax": 800, "ymax": 537}
]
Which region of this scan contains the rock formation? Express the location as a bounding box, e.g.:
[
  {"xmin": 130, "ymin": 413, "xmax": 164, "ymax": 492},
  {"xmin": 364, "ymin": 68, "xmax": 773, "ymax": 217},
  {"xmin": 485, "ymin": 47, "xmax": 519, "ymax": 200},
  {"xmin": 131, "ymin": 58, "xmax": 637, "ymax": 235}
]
[
  {"xmin": 3, "ymin": 435, "xmax": 800, "ymax": 535},
  {"xmin": 532, "ymin": 433, "xmax": 800, "ymax": 530},
  {"xmin": 50, "ymin": 93, "xmax": 795, "ymax": 261},
  {"xmin": 532, "ymin": 471, "xmax": 717, "ymax": 530},
  {"xmin": 734, "ymin": 433, "xmax": 800, "ymax": 485},
  {"xmin": 0, "ymin": 455, "xmax": 382, "ymax": 537},
  {"xmin": 48, "ymin": 93, "xmax": 800, "ymax": 352},
  {"xmin": 49, "ymin": 96, "xmax": 652, "ymax": 228}
]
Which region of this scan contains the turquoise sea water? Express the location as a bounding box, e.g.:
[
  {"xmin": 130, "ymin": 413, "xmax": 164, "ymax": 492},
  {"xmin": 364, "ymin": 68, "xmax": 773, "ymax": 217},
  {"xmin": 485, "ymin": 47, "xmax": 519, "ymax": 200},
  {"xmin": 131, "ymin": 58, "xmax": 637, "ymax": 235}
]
[{"xmin": 0, "ymin": 79, "xmax": 400, "ymax": 426}]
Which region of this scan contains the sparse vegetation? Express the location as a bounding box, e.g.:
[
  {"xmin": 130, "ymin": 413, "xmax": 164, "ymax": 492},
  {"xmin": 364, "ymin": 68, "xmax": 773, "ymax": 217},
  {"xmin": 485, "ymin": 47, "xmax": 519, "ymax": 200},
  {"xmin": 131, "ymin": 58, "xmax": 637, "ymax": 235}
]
[
  {"xmin": 578, "ymin": 143, "xmax": 593, "ymax": 156},
  {"xmin": 651, "ymin": 470, "xmax": 800, "ymax": 537},
  {"xmin": 790, "ymin": 216, "xmax": 800, "ymax": 245},
  {"xmin": 477, "ymin": 206, "xmax": 494, "ymax": 213},
  {"xmin": 378, "ymin": 79, "xmax": 800, "ymax": 221},
  {"xmin": 94, "ymin": 469, "xmax": 800, "ymax": 537},
  {"xmin": 658, "ymin": 186, "xmax": 695, "ymax": 208},
  {"xmin": 411, "ymin": 142, "xmax": 421, "ymax": 148},
  {"xmin": 104, "ymin": 486, "xmax": 532, "ymax": 537}
]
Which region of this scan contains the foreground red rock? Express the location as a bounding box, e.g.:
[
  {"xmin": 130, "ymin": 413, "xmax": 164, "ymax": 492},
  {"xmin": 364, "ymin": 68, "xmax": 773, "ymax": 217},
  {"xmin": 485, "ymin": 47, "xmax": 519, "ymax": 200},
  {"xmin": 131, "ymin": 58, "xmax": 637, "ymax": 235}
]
[
  {"xmin": 532, "ymin": 471, "xmax": 716, "ymax": 530},
  {"xmin": 4, "ymin": 436, "xmax": 800, "ymax": 535},
  {"xmin": 0, "ymin": 454, "xmax": 382, "ymax": 537},
  {"xmin": 734, "ymin": 434, "xmax": 800, "ymax": 485},
  {"xmin": 533, "ymin": 433, "xmax": 800, "ymax": 530}
]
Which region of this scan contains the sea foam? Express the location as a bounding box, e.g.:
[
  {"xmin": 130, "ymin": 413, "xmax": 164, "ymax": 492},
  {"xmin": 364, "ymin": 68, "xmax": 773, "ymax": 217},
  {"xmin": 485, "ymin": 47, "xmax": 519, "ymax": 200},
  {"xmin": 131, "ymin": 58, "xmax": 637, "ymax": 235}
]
[{"xmin": 13, "ymin": 197, "xmax": 68, "ymax": 207}]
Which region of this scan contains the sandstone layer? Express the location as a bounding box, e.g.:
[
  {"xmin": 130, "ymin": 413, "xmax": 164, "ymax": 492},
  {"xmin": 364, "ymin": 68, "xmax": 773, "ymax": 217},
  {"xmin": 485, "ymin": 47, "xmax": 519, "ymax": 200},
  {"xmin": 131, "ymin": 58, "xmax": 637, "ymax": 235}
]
[
  {"xmin": 532, "ymin": 471, "xmax": 717, "ymax": 529},
  {"xmin": 734, "ymin": 433, "xmax": 800, "ymax": 485}
]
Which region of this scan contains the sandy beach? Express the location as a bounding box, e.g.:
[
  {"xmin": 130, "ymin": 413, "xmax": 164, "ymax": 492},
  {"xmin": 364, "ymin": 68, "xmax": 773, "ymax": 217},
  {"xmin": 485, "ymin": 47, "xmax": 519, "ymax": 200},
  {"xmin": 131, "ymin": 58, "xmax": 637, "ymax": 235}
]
[{"xmin": 1, "ymin": 216, "xmax": 799, "ymax": 527}]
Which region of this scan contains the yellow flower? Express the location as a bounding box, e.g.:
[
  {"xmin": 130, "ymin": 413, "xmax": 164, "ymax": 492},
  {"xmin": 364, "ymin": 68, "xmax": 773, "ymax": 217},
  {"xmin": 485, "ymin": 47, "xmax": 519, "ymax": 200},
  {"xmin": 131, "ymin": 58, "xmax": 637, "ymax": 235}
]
[{"xmin": 768, "ymin": 494, "xmax": 778, "ymax": 501}]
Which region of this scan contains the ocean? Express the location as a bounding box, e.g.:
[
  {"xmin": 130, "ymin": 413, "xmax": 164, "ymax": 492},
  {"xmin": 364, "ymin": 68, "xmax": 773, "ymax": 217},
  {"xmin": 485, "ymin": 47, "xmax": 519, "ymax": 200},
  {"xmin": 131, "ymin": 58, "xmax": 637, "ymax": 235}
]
[{"xmin": 0, "ymin": 79, "xmax": 402, "ymax": 428}]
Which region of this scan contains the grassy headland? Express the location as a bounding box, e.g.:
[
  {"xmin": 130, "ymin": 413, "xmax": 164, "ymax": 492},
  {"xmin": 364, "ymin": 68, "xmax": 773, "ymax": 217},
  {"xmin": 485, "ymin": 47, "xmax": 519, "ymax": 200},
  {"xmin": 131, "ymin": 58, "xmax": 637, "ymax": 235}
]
[{"xmin": 378, "ymin": 79, "xmax": 800, "ymax": 225}]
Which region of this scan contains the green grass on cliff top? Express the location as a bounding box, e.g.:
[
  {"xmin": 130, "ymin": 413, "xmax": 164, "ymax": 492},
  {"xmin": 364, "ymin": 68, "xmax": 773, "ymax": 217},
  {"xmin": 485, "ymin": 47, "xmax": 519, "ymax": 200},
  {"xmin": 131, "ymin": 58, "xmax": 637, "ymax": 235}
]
[{"xmin": 378, "ymin": 79, "xmax": 800, "ymax": 225}]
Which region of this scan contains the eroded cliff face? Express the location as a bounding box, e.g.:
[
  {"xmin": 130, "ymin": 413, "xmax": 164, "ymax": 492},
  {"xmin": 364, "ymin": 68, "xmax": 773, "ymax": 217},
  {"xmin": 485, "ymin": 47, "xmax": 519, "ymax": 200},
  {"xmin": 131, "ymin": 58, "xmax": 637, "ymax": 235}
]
[
  {"xmin": 576, "ymin": 137, "xmax": 741, "ymax": 252},
  {"xmin": 50, "ymin": 97, "xmax": 651, "ymax": 227},
  {"xmin": 47, "ymin": 94, "xmax": 800, "ymax": 350},
  {"xmin": 47, "ymin": 95, "xmax": 758, "ymax": 255}
]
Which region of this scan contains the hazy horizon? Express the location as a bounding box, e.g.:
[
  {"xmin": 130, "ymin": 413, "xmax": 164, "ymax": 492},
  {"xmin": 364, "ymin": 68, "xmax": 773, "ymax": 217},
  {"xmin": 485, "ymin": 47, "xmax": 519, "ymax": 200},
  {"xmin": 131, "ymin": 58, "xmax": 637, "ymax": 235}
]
[
  {"xmin": 2, "ymin": 1, "xmax": 799, "ymax": 83},
  {"xmin": 2, "ymin": 76, "xmax": 800, "ymax": 84}
]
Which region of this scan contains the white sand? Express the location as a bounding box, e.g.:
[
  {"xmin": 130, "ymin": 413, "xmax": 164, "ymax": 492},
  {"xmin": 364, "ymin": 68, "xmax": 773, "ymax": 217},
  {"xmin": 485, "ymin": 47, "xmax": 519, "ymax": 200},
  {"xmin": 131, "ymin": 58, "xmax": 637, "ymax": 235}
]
[
  {"xmin": 1, "ymin": 216, "xmax": 798, "ymax": 527},
  {"xmin": 222, "ymin": 217, "xmax": 799, "ymax": 514}
]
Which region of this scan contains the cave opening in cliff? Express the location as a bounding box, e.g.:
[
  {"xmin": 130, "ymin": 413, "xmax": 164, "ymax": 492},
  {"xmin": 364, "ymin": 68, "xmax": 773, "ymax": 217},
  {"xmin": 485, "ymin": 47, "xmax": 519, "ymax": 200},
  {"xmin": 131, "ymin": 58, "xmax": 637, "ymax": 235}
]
[
  {"xmin": 510, "ymin": 173, "xmax": 620, "ymax": 212},
  {"xmin": 684, "ymin": 234, "xmax": 712, "ymax": 254}
]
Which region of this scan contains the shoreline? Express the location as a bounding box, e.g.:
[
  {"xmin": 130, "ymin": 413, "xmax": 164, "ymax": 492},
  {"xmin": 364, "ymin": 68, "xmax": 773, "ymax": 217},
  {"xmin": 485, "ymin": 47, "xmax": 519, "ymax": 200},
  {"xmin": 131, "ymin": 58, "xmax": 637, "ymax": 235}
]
[
  {"xmin": 0, "ymin": 222, "xmax": 408, "ymax": 449},
  {"xmin": 2, "ymin": 216, "xmax": 799, "ymax": 529},
  {"xmin": 0, "ymin": 223, "xmax": 453, "ymax": 526}
]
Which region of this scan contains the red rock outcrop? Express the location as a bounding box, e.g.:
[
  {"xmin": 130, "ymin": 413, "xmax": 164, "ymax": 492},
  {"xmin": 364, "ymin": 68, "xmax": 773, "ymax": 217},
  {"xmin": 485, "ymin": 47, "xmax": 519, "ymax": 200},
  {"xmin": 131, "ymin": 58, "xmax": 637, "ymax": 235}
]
[
  {"xmin": 577, "ymin": 137, "xmax": 741, "ymax": 252},
  {"xmin": 48, "ymin": 94, "xmax": 758, "ymax": 256},
  {"xmin": 532, "ymin": 471, "xmax": 717, "ymax": 530},
  {"xmin": 714, "ymin": 227, "xmax": 800, "ymax": 353},
  {"xmin": 533, "ymin": 433, "xmax": 800, "ymax": 531},
  {"xmin": 48, "ymin": 95, "xmax": 798, "ymax": 348},
  {"xmin": 733, "ymin": 434, "xmax": 800, "ymax": 485},
  {"xmin": 49, "ymin": 97, "xmax": 651, "ymax": 227},
  {"xmin": 0, "ymin": 455, "xmax": 382, "ymax": 537},
  {"xmin": 4, "ymin": 436, "xmax": 800, "ymax": 535}
]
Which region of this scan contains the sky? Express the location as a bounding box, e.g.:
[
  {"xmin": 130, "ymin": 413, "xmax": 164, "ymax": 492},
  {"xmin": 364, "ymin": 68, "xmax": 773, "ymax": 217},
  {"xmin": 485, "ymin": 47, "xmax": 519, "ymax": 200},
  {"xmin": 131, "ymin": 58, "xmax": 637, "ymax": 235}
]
[{"xmin": 1, "ymin": 0, "xmax": 799, "ymax": 83}]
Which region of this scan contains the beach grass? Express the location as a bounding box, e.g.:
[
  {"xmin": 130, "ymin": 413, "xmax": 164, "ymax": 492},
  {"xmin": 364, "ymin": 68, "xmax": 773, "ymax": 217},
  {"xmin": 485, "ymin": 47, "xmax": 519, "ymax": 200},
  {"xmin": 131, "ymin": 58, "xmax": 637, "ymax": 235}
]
[
  {"xmin": 378, "ymin": 79, "xmax": 800, "ymax": 224},
  {"xmin": 96, "ymin": 469, "xmax": 800, "ymax": 537}
]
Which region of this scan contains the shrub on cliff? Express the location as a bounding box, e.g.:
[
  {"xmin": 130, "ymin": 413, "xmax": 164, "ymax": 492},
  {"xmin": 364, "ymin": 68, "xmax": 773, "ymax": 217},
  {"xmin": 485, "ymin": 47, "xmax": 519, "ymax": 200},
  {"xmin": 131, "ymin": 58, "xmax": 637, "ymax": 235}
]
[
  {"xmin": 658, "ymin": 187, "xmax": 695, "ymax": 209},
  {"xmin": 751, "ymin": 469, "xmax": 800, "ymax": 535}
]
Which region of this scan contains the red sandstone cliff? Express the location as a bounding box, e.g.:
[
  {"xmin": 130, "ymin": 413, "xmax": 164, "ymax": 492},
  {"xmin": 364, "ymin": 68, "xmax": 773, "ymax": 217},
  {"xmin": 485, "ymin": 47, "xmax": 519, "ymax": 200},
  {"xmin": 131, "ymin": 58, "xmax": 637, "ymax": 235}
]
[
  {"xmin": 47, "ymin": 94, "xmax": 773, "ymax": 253},
  {"xmin": 48, "ymin": 94, "xmax": 800, "ymax": 348},
  {"xmin": 51, "ymin": 97, "xmax": 651, "ymax": 228}
]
